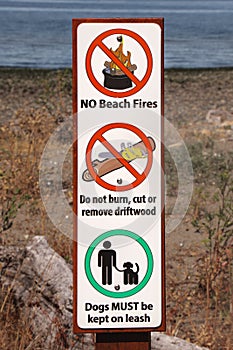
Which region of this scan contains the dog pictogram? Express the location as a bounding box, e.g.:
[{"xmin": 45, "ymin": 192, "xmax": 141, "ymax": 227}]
[{"xmin": 116, "ymin": 262, "xmax": 140, "ymax": 285}]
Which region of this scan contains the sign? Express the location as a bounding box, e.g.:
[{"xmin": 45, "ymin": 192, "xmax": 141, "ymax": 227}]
[
  {"xmin": 86, "ymin": 28, "xmax": 153, "ymax": 98},
  {"xmin": 73, "ymin": 18, "xmax": 165, "ymax": 333},
  {"xmin": 85, "ymin": 122, "xmax": 154, "ymax": 191},
  {"xmin": 85, "ymin": 230, "xmax": 154, "ymax": 298}
]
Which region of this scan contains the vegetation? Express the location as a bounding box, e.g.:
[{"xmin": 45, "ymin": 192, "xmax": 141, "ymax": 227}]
[{"xmin": 0, "ymin": 68, "xmax": 233, "ymax": 349}]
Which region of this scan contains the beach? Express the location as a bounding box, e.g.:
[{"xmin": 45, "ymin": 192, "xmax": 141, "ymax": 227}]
[
  {"xmin": 1, "ymin": 67, "xmax": 233, "ymax": 349},
  {"xmin": 1, "ymin": 67, "xmax": 233, "ymax": 124}
]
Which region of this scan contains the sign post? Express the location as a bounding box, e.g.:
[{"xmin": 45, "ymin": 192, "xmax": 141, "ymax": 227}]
[{"xmin": 73, "ymin": 18, "xmax": 165, "ymax": 349}]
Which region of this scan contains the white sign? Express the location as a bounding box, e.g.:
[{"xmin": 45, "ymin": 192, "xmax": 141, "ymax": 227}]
[{"xmin": 73, "ymin": 19, "xmax": 165, "ymax": 331}]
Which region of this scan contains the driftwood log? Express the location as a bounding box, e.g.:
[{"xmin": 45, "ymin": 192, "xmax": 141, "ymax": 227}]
[{"xmin": 0, "ymin": 236, "xmax": 209, "ymax": 350}]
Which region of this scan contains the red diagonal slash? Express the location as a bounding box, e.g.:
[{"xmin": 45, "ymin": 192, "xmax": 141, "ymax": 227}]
[
  {"xmin": 98, "ymin": 134, "xmax": 145, "ymax": 182},
  {"xmin": 85, "ymin": 28, "xmax": 153, "ymax": 98},
  {"xmin": 85, "ymin": 123, "xmax": 153, "ymax": 192}
]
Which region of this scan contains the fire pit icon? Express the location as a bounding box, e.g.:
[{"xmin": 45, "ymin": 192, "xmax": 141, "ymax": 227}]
[{"xmin": 103, "ymin": 36, "xmax": 137, "ymax": 90}]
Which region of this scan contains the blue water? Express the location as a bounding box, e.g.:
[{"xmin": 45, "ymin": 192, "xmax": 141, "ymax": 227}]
[{"xmin": 0, "ymin": 0, "xmax": 233, "ymax": 68}]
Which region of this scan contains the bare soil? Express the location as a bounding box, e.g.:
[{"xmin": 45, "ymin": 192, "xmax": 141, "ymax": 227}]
[{"xmin": 0, "ymin": 67, "xmax": 233, "ymax": 349}]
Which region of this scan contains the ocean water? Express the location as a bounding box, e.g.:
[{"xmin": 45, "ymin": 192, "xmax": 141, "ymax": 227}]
[{"xmin": 0, "ymin": 0, "xmax": 233, "ymax": 68}]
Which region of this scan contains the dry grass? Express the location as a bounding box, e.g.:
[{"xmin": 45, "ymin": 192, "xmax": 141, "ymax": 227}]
[
  {"xmin": 166, "ymin": 137, "xmax": 233, "ymax": 349},
  {"xmin": 0, "ymin": 69, "xmax": 73, "ymax": 349},
  {"xmin": 0, "ymin": 68, "xmax": 233, "ymax": 349}
]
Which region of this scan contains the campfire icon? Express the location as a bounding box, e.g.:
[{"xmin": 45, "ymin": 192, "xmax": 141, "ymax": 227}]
[{"xmin": 103, "ymin": 36, "xmax": 137, "ymax": 90}]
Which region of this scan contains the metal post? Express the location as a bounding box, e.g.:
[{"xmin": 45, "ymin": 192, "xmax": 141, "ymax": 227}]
[{"xmin": 96, "ymin": 332, "xmax": 151, "ymax": 350}]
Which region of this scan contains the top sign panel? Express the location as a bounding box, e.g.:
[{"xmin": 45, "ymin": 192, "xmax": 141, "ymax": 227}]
[{"xmin": 76, "ymin": 20, "xmax": 163, "ymax": 103}]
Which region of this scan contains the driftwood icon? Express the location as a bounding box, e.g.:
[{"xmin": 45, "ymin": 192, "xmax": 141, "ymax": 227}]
[{"xmin": 82, "ymin": 136, "xmax": 156, "ymax": 182}]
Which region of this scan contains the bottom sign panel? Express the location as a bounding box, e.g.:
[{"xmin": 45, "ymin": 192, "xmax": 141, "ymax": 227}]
[{"xmin": 77, "ymin": 228, "xmax": 162, "ymax": 329}]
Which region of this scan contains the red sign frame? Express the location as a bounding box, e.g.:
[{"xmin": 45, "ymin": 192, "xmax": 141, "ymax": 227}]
[{"xmin": 73, "ymin": 18, "xmax": 165, "ymax": 334}]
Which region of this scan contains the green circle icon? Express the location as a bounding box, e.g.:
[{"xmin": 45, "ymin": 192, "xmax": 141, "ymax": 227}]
[{"xmin": 85, "ymin": 229, "xmax": 153, "ymax": 298}]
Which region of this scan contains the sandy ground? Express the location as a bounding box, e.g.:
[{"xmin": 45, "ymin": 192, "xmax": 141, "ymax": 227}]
[{"xmin": 0, "ymin": 67, "xmax": 233, "ymax": 349}]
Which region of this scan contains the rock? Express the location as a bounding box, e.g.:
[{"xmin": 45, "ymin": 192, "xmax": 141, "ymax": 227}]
[
  {"xmin": 152, "ymin": 333, "xmax": 209, "ymax": 350},
  {"xmin": 206, "ymin": 109, "xmax": 233, "ymax": 125},
  {"xmin": 0, "ymin": 236, "xmax": 210, "ymax": 350},
  {"xmin": 15, "ymin": 236, "xmax": 73, "ymax": 347},
  {"xmin": 0, "ymin": 236, "xmax": 82, "ymax": 349}
]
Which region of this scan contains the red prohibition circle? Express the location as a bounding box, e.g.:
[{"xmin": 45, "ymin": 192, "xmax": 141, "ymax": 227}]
[
  {"xmin": 86, "ymin": 123, "xmax": 153, "ymax": 192},
  {"xmin": 85, "ymin": 29, "xmax": 153, "ymax": 98}
]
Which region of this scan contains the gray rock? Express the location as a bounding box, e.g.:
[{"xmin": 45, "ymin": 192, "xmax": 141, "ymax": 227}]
[
  {"xmin": 152, "ymin": 333, "xmax": 209, "ymax": 350},
  {"xmin": 0, "ymin": 236, "xmax": 209, "ymax": 350},
  {"xmin": 12, "ymin": 236, "xmax": 77, "ymax": 349}
]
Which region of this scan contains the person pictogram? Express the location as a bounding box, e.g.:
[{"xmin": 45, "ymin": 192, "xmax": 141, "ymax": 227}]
[
  {"xmin": 98, "ymin": 241, "xmax": 117, "ymax": 285},
  {"xmin": 98, "ymin": 240, "xmax": 140, "ymax": 286}
]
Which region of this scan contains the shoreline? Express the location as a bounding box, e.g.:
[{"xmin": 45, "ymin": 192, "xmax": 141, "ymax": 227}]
[
  {"xmin": 1, "ymin": 66, "xmax": 233, "ymax": 128},
  {"xmin": 1, "ymin": 66, "xmax": 233, "ymax": 71}
]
